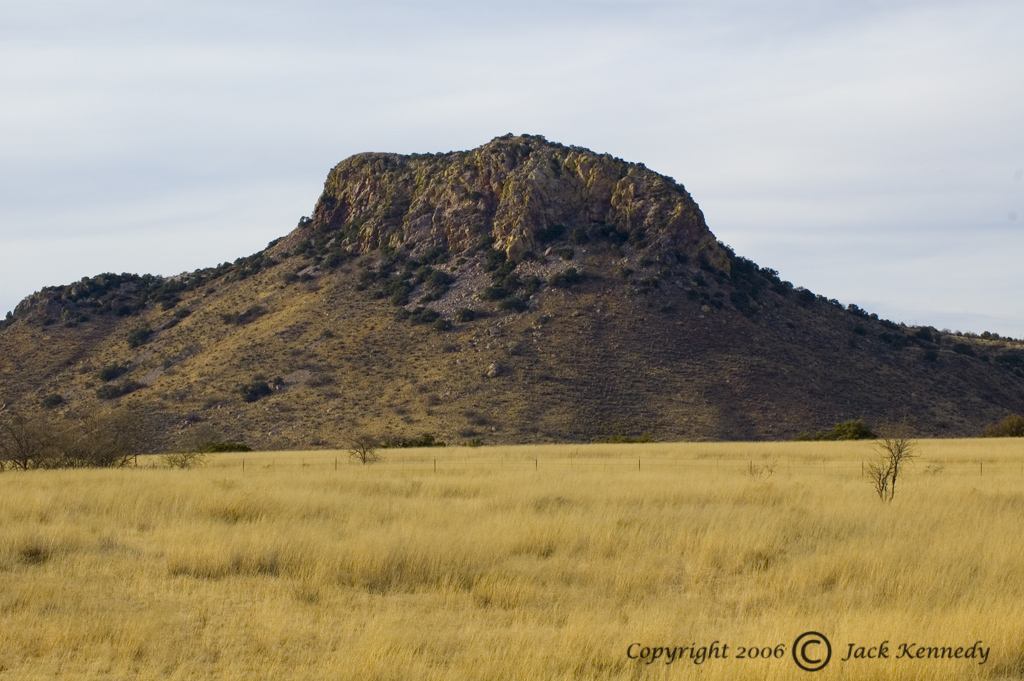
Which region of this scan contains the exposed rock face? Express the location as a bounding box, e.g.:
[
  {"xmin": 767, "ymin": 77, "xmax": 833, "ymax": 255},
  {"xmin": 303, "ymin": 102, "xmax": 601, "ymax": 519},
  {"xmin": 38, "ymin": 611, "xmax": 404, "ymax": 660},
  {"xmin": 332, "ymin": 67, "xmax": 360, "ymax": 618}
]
[{"xmin": 301, "ymin": 134, "xmax": 728, "ymax": 268}]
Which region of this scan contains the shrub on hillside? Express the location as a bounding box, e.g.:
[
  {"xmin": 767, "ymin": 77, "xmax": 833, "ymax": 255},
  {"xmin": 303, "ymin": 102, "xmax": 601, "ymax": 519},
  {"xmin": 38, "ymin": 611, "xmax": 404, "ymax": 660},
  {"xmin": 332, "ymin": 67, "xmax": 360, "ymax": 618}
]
[
  {"xmin": 794, "ymin": 419, "xmax": 877, "ymax": 442},
  {"xmin": 222, "ymin": 305, "xmax": 266, "ymax": 325},
  {"xmin": 594, "ymin": 433, "xmax": 655, "ymax": 444},
  {"xmin": 41, "ymin": 394, "xmax": 65, "ymax": 409},
  {"xmin": 984, "ymin": 414, "xmax": 1024, "ymax": 438},
  {"xmin": 99, "ymin": 363, "xmax": 129, "ymax": 382},
  {"xmin": 409, "ymin": 307, "xmax": 440, "ymax": 325},
  {"xmin": 498, "ymin": 296, "xmax": 529, "ymax": 312},
  {"xmin": 952, "ymin": 343, "xmax": 976, "ymax": 357},
  {"xmin": 548, "ymin": 268, "xmax": 584, "ymax": 289},
  {"xmin": 381, "ymin": 433, "xmax": 446, "ymax": 448},
  {"xmin": 240, "ymin": 380, "xmax": 272, "ymax": 403},
  {"xmin": 96, "ymin": 380, "xmax": 143, "ymax": 400},
  {"xmin": 126, "ymin": 325, "xmax": 152, "ymax": 349},
  {"xmin": 198, "ymin": 441, "xmax": 253, "ymax": 453}
]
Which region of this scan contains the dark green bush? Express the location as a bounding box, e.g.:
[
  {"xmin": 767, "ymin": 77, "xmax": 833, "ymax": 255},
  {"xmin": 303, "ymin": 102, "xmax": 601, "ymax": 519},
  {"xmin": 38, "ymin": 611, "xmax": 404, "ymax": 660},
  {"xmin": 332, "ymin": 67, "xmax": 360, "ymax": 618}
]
[
  {"xmin": 914, "ymin": 327, "xmax": 935, "ymax": 343},
  {"xmin": 41, "ymin": 394, "xmax": 65, "ymax": 409},
  {"xmin": 381, "ymin": 433, "xmax": 447, "ymax": 448},
  {"xmin": 126, "ymin": 325, "xmax": 152, "ymax": 349},
  {"xmin": 879, "ymin": 332, "xmax": 909, "ymax": 349},
  {"xmin": 240, "ymin": 380, "xmax": 272, "ymax": 403},
  {"xmin": 548, "ymin": 268, "xmax": 584, "ymax": 288},
  {"xmin": 483, "ymin": 248, "xmax": 507, "ymax": 273},
  {"xmin": 481, "ymin": 285, "xmax": 509, "ymax": 300},
  {"xmin": 794, "ymin": 419, "xmax": 876, "ymax": 441},
  {"xmin": 498, "ymin": 297, "xmax": 529, "ymax": 312},
  {"xmin": 198, "ymin": 441, "xmax": 253, "ymax": 453},
  {"xmin": 953, "ymin": 343, "xmax": 975, "ymax": 357},
  {"xmin": 995, "ymin": 350, "xmax": 1024, "ymax": 370},
  {"xmin": 455, "ymin": 308, "xmax": 477, "ymax": 323},
  {"xmin": 594, "ymin": 433, "xmax": 655, "ymax": 444},
  {"xmin": 535, "ymin": 224, "xmax": 565, "ymax": 243},
  {"xmin": 409, "ymin": 307, "xmax": 440, "ymax": 325},
  {"xmin": 99, "ymin": 363, "xmax": 129, "ymax": 382},
  {"xmin": 96, "ymin": 381, "xmax": 142, "ymax": 400},
  {"xmin": 222, "ymin": 305, "xmax": 266, "ymax": 325}
]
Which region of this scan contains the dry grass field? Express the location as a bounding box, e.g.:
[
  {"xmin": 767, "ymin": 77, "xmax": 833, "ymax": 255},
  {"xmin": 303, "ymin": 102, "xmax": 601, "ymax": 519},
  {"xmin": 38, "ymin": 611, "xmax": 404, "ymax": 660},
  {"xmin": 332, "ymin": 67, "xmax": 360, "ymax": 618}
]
[{"xmin": 2, "ymin": 439, "xmax": 1023, "ymax": 680}]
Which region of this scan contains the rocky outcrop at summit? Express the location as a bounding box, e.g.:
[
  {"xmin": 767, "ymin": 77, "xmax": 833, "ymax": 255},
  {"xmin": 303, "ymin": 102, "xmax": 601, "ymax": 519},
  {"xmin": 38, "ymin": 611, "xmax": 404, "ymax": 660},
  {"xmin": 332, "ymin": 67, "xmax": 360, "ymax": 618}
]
[{"xmin": 297, "ymin": 134, "xmax": 728, "ymax": 268}]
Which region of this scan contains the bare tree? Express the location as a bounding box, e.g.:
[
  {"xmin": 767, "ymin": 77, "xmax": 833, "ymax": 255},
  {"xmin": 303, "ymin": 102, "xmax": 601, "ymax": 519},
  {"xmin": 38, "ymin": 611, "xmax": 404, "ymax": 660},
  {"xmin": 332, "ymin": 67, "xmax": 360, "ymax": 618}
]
[
  {"xmin": 0, "ymin": 407, "xmax": 156, "ymax": 470},
  {"xmin": 57, "ymin": 409, "xmax": 153, "ymax": 468},
  {"xmin": 162, "ymin": 450, "xmax": 208, "ymax": 469},
  {"xmin": 349, "ymin": 435, "xmax": 381, "ymax": 465},
  {"xmin": 867, "ymin": 428, "xmax": 919, "ymax": 502},
  {"xmin": 0, "ymin": 413, "xmax": 56, "ymax": 470}
]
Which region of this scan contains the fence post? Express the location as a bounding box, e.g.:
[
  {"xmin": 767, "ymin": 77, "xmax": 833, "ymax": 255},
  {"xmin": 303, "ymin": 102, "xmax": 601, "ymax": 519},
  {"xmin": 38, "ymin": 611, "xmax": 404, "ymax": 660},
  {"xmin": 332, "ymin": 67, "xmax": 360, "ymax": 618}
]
[
  {"xmin": 242, "ymin": 459, "xmax": 245, "ymax": 474},
  {"xmin": 535, "ymin": 458, "xmax": 538, "ymax": 471},
  {"xmin": 335, "ymin": 458, "xmax": 337, "ymax": 471},
  {"xmin": 980, "ymin": 461, "xmax": 983, "ymax": 476},
  {"xmin": 434, "ymin": 458, "xmax": 436, "ymax": 473},
  {"xmin": 638, "ymin": 458, "xmax": 641, "ymax": 472}
]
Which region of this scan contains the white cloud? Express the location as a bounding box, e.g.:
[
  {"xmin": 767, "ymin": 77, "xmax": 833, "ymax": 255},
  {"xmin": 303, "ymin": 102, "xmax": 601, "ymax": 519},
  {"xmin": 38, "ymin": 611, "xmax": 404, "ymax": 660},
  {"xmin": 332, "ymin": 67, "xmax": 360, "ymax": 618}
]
[{"xmin": 2, "ymin": 0, "xmax": 1023, "ymax": 335}]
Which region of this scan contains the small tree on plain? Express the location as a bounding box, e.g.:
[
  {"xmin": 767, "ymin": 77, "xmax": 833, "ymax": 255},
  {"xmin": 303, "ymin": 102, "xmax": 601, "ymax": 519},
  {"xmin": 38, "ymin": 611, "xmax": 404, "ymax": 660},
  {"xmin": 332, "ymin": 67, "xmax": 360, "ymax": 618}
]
[
  {"xmin": 867, "ymin": 428, "xmax": 919, "ymax": 502},
  {"xmin": 162, "ymin": 450, "xmax": 208, "ymax": 469},
  {"xmin": 349, "ymin": 435, "xmax": 381, "ymax": 465}
]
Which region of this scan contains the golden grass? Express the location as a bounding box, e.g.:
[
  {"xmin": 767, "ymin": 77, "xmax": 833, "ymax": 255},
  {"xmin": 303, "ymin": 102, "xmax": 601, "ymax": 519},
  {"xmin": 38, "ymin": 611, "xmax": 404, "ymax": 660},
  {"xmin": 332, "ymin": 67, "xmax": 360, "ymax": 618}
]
[{"xmin": 2, "ymin": 439, "xmax": 1023, "ymax": 680}]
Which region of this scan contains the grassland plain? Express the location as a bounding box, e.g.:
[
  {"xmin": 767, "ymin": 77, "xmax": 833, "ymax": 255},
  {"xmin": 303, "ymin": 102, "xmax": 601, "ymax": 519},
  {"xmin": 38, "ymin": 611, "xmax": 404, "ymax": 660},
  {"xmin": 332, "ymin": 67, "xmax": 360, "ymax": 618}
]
[{"xmin": 1, "ymin": 439, "xmax": 1023, "ymax": 680}]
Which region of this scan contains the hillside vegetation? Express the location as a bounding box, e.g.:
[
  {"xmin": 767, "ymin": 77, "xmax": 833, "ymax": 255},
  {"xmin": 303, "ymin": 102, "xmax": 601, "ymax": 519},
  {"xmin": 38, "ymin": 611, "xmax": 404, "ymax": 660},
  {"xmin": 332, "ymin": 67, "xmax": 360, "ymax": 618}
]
[{"xmin": 2, "ymin": 135, "xmax": 1023, "ymax": 449}]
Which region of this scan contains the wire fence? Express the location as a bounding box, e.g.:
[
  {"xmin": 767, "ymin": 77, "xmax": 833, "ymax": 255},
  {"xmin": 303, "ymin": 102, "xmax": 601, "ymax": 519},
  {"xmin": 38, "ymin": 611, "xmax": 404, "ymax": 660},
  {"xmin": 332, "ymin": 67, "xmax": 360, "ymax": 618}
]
[{"xmin": 195, "ymin": 454, "xmax": 1024, "ymax": 478}]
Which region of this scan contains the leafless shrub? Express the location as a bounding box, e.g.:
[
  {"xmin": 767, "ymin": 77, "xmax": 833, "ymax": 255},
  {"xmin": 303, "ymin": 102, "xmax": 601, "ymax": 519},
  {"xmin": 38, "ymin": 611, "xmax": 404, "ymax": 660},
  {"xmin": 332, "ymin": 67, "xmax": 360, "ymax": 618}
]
[
  {"xmin": 1, "ymin": 408, "xmax": 153, "ymax": 470},
  {"xmin": 349, "ymin": 435, "xmax": 381, "ymax": 465},
  {"xmin": 867, "ymin": 426, "xmax": 919, "ymax": 501},
  {"xmin": 162, "ymin": 450, "xmax": 208, "ymax": 469},
  {"xmin": 0, "ymin": 412, "xmax": 57, "ymax": 470},
  {"xmin": 747, "ymin": 459, "xmax": 777, "ymax": 481},
  {"xmin": 58, "ymin": 409, "xmax": 153, "ymax": 468}
]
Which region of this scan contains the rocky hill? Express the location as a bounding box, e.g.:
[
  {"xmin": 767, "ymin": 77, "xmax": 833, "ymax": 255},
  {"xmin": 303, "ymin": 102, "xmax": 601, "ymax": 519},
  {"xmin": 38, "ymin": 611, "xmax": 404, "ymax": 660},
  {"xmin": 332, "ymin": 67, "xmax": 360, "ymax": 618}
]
[{"xmin": 2, "ymin": 134, "xmax": 1023, "ymax": 449}]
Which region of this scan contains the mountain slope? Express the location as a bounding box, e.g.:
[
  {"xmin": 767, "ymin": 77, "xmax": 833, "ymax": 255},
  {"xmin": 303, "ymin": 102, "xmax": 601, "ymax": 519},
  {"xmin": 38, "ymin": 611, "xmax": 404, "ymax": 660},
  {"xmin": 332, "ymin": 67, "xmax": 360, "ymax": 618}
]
[{"xmin": 2, "ymin": 134, "xmax": 1023, "ymax": 449}]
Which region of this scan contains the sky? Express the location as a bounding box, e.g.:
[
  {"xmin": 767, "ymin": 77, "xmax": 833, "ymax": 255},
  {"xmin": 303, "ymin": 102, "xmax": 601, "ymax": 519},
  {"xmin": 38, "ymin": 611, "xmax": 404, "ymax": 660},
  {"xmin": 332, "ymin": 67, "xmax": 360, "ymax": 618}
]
[{"xmin": 2, "ymin": 0, "xmax": 1023, "ymax": 336}]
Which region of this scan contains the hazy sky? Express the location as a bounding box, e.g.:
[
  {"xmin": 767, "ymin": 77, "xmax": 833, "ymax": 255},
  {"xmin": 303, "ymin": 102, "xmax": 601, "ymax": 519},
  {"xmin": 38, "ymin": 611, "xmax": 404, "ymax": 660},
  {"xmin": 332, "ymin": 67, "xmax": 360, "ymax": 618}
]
[{"xmin": 3, "ymin": 0, "xmax": 1022, "ymax": 336}]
